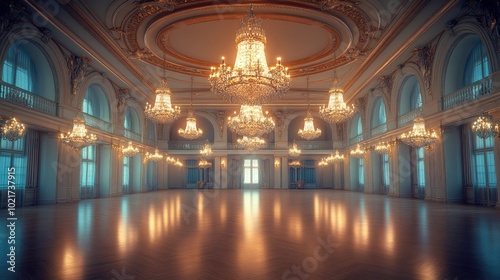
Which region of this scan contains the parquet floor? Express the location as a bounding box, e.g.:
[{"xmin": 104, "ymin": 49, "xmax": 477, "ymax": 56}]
[{"xmin": 1, "ymin": 189, "xmax": 500, "ymax": 280}]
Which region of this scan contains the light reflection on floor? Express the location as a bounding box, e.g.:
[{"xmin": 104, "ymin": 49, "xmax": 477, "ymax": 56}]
[{"xmin": 3, "ymin": 189, "xmax": 500, "ymax": 280}]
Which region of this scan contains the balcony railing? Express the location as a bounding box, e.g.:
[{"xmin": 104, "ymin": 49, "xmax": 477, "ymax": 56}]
[
  {"xmin": 168, "ymin": 141, "xmax": 205, "ymax": 150},
  {"xmin": 0, "ymin": 82, "xmax": 57, "ymax": 116},
  {"xmin": 83, "ymin": 113, "xmax": 112, "ymax": 133},
  {"xmin": 227, "ymin": 142, "xmax": 275, "ymax": 150},
  {"xmin": 124, "ymin": 129, "xmax": 141, "ymax": 142},
  {"xmin": 442, "ymin": 77, "xmax": 493, "ymax": 110},
  {"xmin": 296, "ymin": 141, "xmax": 333, "ymax": 150},
  {"xmin": 349, "ymin": 134, "xmax": 363, "ymax": 145},
  {"xmin": 371, "ymin": 123, "xmax": 387, "ymax": 137},
  {"xmin": 398, "ymin": 108, "xmax": 421, "ymax": 127}
]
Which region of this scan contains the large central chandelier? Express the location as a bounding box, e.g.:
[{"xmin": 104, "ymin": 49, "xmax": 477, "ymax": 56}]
[
  {"xmin": 228, "ymin": 105, "xmax": 274, "ymax": 137},
  {"xmin": 319, "ymin": 75, "xmax": 355, "ymax": 123},
  {"xmin": 59, "ymin": 113, "xmax": 97, "ymax": 150},
  {"xmin": 209, "ymin": 6, "xmax": 291, "ymax": 105},
  {"xmin": 145, "ymin": 56, "xmax": 181, "ymax": 124},
  {"xmin": 298, "ymin": 77, "xmax": 322, "ymax": 140},
  {"xmin": 399, "ymin": 117, "xmax": 437, "ymax": 148},
  {"xmin": 237, "ymin": 136, "xmax": 266, "ymax": 151},
  {"xmin": 472, "ymin": 112, "xmax": 499, "ymax": 139},
  {"xmin": 178, "ymin": 78, "xmax": 203, "ymax": 139},
  {"xmin": 1, "ymin": 117, "xmax": 26, "ymax": 141}
]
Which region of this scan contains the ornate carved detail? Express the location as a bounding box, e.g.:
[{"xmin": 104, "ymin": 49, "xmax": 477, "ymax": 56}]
[
  {"xmin": 463, "ymin": 0, "xmax": 500, "ymax": 53},
  {"xmin": 412, "ymin": 44, "xmax": 436, "ymax": 97},
  {"xmin": 319, "ymin": 0, "xmax": 360, "ymax": 11},
  {"xmin": 445, "ymin": 18, "xmax": 458, "ymax": 36},
  {"xmin": 270, "ymin": 110, "xmax": 288, "ymax": 138},
  {"xmin": 40, "ymin": 27, "xmax": 52, "ymax": 43},
  {"xmin": 127, "ymin": 48, "xmax": 154, "ymax": 60},
  {"xmin": 116, "ymin": 88, "xmax": 134, "ymax": 112},
  {"xmin": 335, "ymin": 122, "xmax": 346, "ymax": 141},
  {"xmin": 65, "ymin": 55, "xmax": 90, "ymax": 96},
  {"xmin": 355, "ymin": 95, "xmax": 367, "ymax": 123},
  {"xmin": 344, "ymin": 47, "xmax": 368, "ymax": 60},
  {"xmin": 208, "ymin": 110, "xmax": 226, "ymax": 137},
  {"xmin": 376, "ymin": 75, "xmax": 393, "ymax": 111},
  {"xmin": 0, "ymin": 1, "xmax": 29, "ymax": 34}
]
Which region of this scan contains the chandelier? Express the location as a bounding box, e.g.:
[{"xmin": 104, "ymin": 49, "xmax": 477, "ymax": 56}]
[
  {"xmin": 472, "ymin": 112, "xmax": 498, "ymax": 139},
  {"xmin": 298, "ymin": 77, "xmax": 321, "ymax": 140},
  {"xmin": 228, "ymin": 105, "xmax": 275, "ymax": 137},
  {"xmin": 237, "ymin": 136, "xmax": 266, "ymax": 151},
  {"xmin": 59, "ymin": 113, "xmax": 97, "ymax": 150},
  {"xmin": 179, "ymin": 77, "xmax": 203, "ymax": 139},
  {"xmin": 289, "ymin": 160, "xmax": 301, "ymax": 167},
  {"xmin": 399, "ymin": 117, "xmax": 437, "ymax": 148},
  {"xmin": 198, "ymin": 159, "xmax": 212, "ymax": 168},
  {"xmin": 144, "ymin": 148, "xmax": 163, "ymax": 162},
  {"xmin": 318, "ymin": 158, "xmax": 329, "ymax": 167},
  {"xmin": 209, "ymin": 6, "xmax": 291, "ymax": 105},
  {"xmin": 166, "ymin": 156, "xmax": 183, "ymax": 166},
  {"xmin": 122, "ymin": 141, "xmax": 139, "ymax": 157},
  {"xmin": 199, "ymin": 140, "xmax": 213, "ymax": 159},
  {"xmin": 288, "ymin": 141, "xmax": 301, "ymax": 158},
  {"xmin": 319, "ymin": 75, "xmax": 355, "ymax": 123},
  {"xmin": 326, "ymin": 150, "xmax": 344, "ymax": 164},
  {"xmin": 145, "ymin": 56, "xmax": 180, "ymax": 124},
  {"xmin": 1, "ymin": 117, "xmax": 26, "ymax": 141},
  {"xmin": 350, "ymin": 144, "xmax": 365, "ymax": 158},
  {"xmin": 374, "ymin": 142, "xmax": 391, "ymax": 154}
]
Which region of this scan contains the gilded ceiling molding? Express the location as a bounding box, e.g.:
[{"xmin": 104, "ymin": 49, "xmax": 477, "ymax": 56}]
[
  {"xmin": 65, "ymin": 55, "xmax": 90, "ymax": 96},
  {"xmin": 208, "ymin": 110, "xmax": 227, "ymax": 137}
]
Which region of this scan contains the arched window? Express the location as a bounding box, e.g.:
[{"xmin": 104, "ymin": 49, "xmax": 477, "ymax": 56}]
[
  {"xmin": 409, "ymin": 81, "xmax": 422, "ymax": 111},
  {"xmin": 371, "ymin": 98, "xmax": 387, "ymax": 136},
  {"xmin": 463, "ymin": 42, "xmax": 490, "ymax": 86},
  {"xmin": 2, "ymin": 45, "xmax": 36, "ymax": 92},
  {"xmin": 349, "ymin": 114, "xmax": 363, "ymax": 144},
  {"xmin": 124, "ymin": 107, "xmax": 141, "ymax": 140},
  {"xmin": 83, "ymin": 84, "xmax": 110, "ymax": 121}
]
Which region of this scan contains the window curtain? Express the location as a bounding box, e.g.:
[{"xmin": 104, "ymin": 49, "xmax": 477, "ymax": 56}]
[
  {"xmin": 25, "ymin": 130, "xmax": 39, "ymax": 189},
  {"xmin": 410, "ymin": 83, "xmax": 422, "ymax": 110},
  {"xmin": 186, "ymin": 160, "xmax": 198, "ymax": 183},
  {"xmin": 463, "ymin": 42, "xmax": 490, "ymax": 85},
  {"xmin": 2, "ymin": 46, "xmax": 36, "ymax": 92},
  {"xmin": 0, "ymin": 136, "xmax": 27, "ymax": 190}
]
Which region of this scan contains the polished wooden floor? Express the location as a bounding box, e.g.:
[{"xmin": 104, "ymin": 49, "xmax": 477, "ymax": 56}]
[{"xmin": 1, "ymin": 189, "xmax": 500, "ymax": 280}]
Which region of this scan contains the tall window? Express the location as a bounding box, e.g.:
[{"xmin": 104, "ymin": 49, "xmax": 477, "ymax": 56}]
[
  {"xmin": 464, "ymin": 42, "xmax": 490, "ymax": 86},
  {"xmin": 80, "ymin": 145, "xmax": 96, "ymax": 188},
  {"xmin": 0, "ymin": 137, "xmax": 27, "ymax": 190},
  {"xmin": 146, "ymin": 161, "xmax": 157, "ymax": 190},
  {"xmin": 2, "ymin": 45, "xmax": 36, "ymax": 92},
  {"xmin": 186, "ymin": 160, "xmax": 199, "ymax": 184},
  {"xmin": 244, "ymin": 159, "xmax": 259, "ymax": 184},
  {"xmin": 301, "ymin": 160, "xmax": 316, "ymax": 183},
  {"xmin": 473, "ymin": 135, "xmax": 496, "ymax": 188},
  {"xmin": 371, "ymin": 98, "xmax": 387, "ymax": 136},
  {"xmin": 358, "ymin": 158, "xmax": 364, "ymax": 186},
  {"xmin": 410, "ymin": 82, "xmax": 422, "ymax": 110},
  {"xmin": 382, "ymin": 153, "xmax": 390, "ymax": 187},
  {"xmin": 123, "ymin": 157, "xmax": 130, "ymax": 189},
  {"xmin": 416, "ymin": 147, "xmax": 425, "ymax": 187}
]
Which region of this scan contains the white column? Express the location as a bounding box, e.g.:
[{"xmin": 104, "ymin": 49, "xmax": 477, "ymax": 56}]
[
  {"xmin": 274, "ymin": 157, "xmax": 281, "ymax": 189},
  {"xmin": 281, "ymin": 156, "xmax": 289, "ymax": 189}
]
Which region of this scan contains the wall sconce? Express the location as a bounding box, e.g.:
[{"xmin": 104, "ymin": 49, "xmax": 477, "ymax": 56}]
[
  {"xmin": 221, "ymin": 159, "xmax": 226, "ymax": 168},
  {"xmin": 274, "ymin": 159, "xmax": 280, "ymax": 167}
]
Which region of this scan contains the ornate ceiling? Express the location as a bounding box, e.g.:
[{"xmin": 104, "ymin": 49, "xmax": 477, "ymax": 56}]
[{"xmin": 24, "ymin": 0, "xmax": 438, "ymax": 110}]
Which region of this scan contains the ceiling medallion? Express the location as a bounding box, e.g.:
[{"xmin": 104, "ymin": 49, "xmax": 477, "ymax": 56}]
[
  {"xmin": 209, "ymin": 6, "xmax": 291, "ymax": 105},
  {"xmin": 228, "ymin": 105, "xmax": 275, "ymax": 137}
]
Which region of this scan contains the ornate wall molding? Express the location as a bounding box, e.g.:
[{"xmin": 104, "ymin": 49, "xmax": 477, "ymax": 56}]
[
  {"xmin": 65, "ymin": 55, "xmax": 90, "ymax": 96},
  {"xmin": 208, "ymin": 110, "xmax": 227, "ymax": 138},
  {"xmin": 412, "ymin": 43, "xmax": 436, "ymax": 97}
]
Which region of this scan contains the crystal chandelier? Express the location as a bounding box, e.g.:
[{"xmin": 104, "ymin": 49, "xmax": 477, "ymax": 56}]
[
  {"xmin": 374, "ymin": 142, "xmax": 391, "ymax": 154},
  {"xmin": 209, "ymin": 6, "xmax": 291, "ymax": 105},
  {"xmin": 144, "ymin": 148, "xmax": 163, "ymax": 162},
  {"xmin": 237, "ymin": 136, "xmax": 266, "ymax": 151},
  {"xmin": 399, "ymin": 117, "xmax": 437, "ymax": 148},
  {"xmin": 472, "ymin": 112, "xmax": 497, "ymax": 139},
  {"xmin": 166, "ymin": 156, "xmax": 182, "ymax": 166},
  {"xmin": 289, "ymin": 160, "xmax": 301, "ymax": 167},
  {"xmin": 350, "ymin": 144, "xmax": 365, "ymax": 158},
  {"xmin": 145, "ymin": 56, "xmax": 181, "ymax": 124},
  {"xmin": 1, "ymin": 117, "xmax": 26, "ymax": 141},
  {"xmin": 228, "ymin": 105, "xmax": 275, "ymax": 137},
  {"xmin": 318, "ymin": 158, "xmax": 329, "ymax": 167},
  {"xmin": 59, "ymin": 113, "xmax": 97, "ymax": 150},
  {"xmin": 199, "ymin": 140, "xmax": 213, "ymax": 159},
  {"xmin": 326, "ymin": 150, "xmax": 344, "ymax": 164},
  {"xmin": 198, "ymin": 159, "xmax": 212, "ymax": 168},
  {"xmin": 179, "ymin": 77, "xmax": 203, "ymax": 139},
  {"xmin": 288, "ymin": 141, "xmax": 301, "ymax": 158},
  {"xmin": 298, "ymin": 77, "xmax": 321, "ymax": 140},
  {"xmin": 319, "ymin": 74, "xmax": 355, "ymax": 123},
  {"xmin": 122, "ymin": 141, "xmax": 139, "ymax": 157}
]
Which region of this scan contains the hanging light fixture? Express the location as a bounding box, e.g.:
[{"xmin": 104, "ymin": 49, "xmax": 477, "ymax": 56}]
[
  {"xmin": 237, "ymin": 136, "xmax": 266, "ymax": 151},
  {"xmin": 289, "ymin": 160, "xmax": 301, "ymax": 167},
  {"xmin": 288, "ymin": 141, "xmax": 301, "ymax": 158},
  {"xmin": 227, "ymin": 105, "xmax": 274, "ymax": 137},
  {"xmin": 326, "ymin": 150, "xmax": 344, "ymax": 164},
  {"xmin": 399, "ymin": 117, "xmax": 437, "ymax": 148},
  {"xmin": 59, "ymin": 112, "xmax": 97, "ymax": 150},
  {"xmin": 350, "ymin": 144, "xmax": 365, "ymax": 158},
  {"xmin": 179, "ymin": 77, "xmax": 203, "ymax": 139},
  {"xmin": 209, "ymin": 6, "xmax": 291, "ymax": 105},
  {"xmin": 144, "ymin": 148, "xmax": 163, "ymax": 162},
  {"xmin": 1, "ymin": 117, "xmax": 26, "ymax": 141},
  {"xmin": 199, "ymin": 140, "xmax": 213, "ymax": 159},
  {"xmin": 298, "ymin": 77, "xmax": 322, "ymax": 140},
  {"xmin": 472, "ymin": 112, "xmax": 497, "ymax": 139},
  {"xmin": 319, "ymin": 59, "xmax": 355, "ymax": 123},
  {"xmin": 318, "ymin": 158, "xmax": 329, "ymax": 167},
  {"xmin": 374, "ymin": 142, "xmax": 391, "ymax": 154},
  {"xmin": 198, "ymin": 159, "xmax": 212, "ymax": 168},
  {"xmin": 122, "ymin": 141, "xmax": 139, "ymax": 157},
  {"xmin": 145, "ymin": 55, "xmax": 181, "ymax": 124}
]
